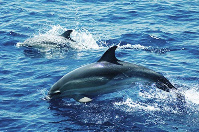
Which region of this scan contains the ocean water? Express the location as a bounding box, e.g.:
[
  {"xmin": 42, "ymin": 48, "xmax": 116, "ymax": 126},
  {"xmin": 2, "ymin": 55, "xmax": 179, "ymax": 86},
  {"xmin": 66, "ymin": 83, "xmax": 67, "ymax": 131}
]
[{"xmin": 1, "ymin": 0, "xmax": 199, "ymax": 131}]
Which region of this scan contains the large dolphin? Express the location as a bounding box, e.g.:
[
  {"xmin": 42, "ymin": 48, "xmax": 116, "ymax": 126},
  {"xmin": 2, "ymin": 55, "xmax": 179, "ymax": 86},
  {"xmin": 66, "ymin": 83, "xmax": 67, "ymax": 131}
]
[
  {"xmin": 16, "ymin": 30, "xmax": 75, "ymax": 49},
  {"xmin": 48, "ymin": 46, "xmax": 179, "ymax": 102}
]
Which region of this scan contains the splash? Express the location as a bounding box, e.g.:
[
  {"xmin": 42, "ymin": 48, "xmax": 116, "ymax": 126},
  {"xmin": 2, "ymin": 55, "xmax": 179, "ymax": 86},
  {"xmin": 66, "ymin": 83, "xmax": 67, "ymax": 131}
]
[
  {"xmin": 118, "ymin": 44, "xmax": 146, "ymax": 50},
  {"xmin": 44, "ymin": 25, "xmax": 100, "ymax": 50},
  {"xmin": 184, "ymin": 86, "xmax": 199, "ymax": 105},
  {"xmin": 113, "ymin": 83, "xmax": 187, "ymax": 114},
  {"xmin": 70, "ymin": 29, "xmax": 99, "ymax": 50},
  {"xmin": 114, "ymin": 98, "xmax": 160, "ymax": 112},
  {"xmin": 118, "ymin": 43, "xmax": 170, "ymax": 54}
]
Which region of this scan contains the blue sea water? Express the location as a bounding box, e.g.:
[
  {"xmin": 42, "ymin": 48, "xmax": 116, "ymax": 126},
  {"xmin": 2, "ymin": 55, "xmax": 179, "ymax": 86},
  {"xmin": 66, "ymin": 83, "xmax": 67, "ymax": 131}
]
[{"xmin": 1, "ymin": 0, "xmax": 199, "ymax": 131}]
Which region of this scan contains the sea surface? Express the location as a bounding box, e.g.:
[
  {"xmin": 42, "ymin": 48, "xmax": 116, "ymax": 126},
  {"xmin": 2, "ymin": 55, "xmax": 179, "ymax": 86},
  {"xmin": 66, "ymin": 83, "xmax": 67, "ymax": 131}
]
[{"xmin": 1, "ymin": 0, "xmax": 199, "ymax": 131}]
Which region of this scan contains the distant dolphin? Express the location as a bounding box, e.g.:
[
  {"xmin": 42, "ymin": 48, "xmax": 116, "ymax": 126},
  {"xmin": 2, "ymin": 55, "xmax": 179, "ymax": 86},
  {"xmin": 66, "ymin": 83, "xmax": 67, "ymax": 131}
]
[
  {"xmin": 48, "ymin": 46, "xmax": 179, "ymax": 102},
  {"xmin": 16, "ymin": 30, "xmax": 75, "ymax": 49}
]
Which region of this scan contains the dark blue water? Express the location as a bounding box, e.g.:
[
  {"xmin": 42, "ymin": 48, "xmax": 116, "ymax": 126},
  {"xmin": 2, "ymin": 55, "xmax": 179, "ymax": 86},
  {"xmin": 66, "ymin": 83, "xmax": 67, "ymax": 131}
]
[{"xmin": 1, "ymin": 0, "xmax": 199, "ymax": 131}]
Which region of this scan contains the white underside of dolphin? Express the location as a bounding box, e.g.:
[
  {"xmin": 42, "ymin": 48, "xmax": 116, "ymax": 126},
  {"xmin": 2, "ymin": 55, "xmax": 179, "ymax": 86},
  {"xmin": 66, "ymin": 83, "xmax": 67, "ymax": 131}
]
[{"xmin": 48, "ymin": 46, "xmax": 179, "ymax": 102}]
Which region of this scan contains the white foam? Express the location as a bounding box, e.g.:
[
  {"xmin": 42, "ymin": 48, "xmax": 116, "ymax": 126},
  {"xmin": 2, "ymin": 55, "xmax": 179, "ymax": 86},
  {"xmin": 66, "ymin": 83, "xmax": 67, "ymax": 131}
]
[
  {"xmin": 45, "ymin": 26, "xmax": 100, "ymax": 50},
  {"xmin": 70, "ymin": 29, "xmax": 99, "ymax": 50},
  {"xmin": 184, "ymin": 87, "xmax": 199, "ymax": 105},
  {"xmin": 119, "ymin": 44, "xmax": 147, "ymax": 50},
  {"xmin": 114, "ymin": 98, "xmax": 160, "ymax": 112}
]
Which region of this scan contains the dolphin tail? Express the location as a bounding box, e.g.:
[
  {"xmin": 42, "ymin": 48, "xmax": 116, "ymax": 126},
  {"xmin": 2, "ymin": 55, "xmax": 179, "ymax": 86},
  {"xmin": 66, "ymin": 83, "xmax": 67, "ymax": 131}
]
[
  {"xmin": 156, "ymin": 81, "xmax": 175, "ymax": 92},
  {"xmin": 156, "ymin": 77, "xmax": 186, "ymax": 103},
  {"xmin": 155, "ymin": 76, "xmax": 177, "ymax": 92}
]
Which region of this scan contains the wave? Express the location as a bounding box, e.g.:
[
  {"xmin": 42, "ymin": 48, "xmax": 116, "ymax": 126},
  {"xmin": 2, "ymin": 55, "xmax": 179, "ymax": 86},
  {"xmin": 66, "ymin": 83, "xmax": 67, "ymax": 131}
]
[{"xmin": 118, "ymin": 44, "xmax": 171, "ymax": 54}]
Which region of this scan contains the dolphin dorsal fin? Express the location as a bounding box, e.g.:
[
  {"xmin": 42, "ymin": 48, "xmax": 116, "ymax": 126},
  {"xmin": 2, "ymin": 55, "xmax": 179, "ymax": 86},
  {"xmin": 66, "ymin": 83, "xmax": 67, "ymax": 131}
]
[
  {"xmin": 97, "ymin": 46, "xmax": 119, "ymax": 63},
  {"xmin": 61, "ymin": 30, "xmax": 75, "ymax": 42}
]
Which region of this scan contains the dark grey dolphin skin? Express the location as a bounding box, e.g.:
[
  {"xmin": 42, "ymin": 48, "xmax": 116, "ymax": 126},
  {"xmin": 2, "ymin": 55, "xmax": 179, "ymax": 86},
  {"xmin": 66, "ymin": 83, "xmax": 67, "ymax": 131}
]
[
  {"xmin": 48, "ymin": 46, "xmax": 178, "ymax": 102},
  {"xmin": 60, "ymin": 30, "xmax": 75, "ymax": 42}
]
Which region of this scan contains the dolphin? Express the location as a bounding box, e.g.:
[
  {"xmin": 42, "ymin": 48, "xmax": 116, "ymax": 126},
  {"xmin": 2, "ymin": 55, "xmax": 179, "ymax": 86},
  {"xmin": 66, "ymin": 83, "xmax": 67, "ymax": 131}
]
[
  {"xmin": 16, "ymin": 30, "xmax": 75, "ymax": 49},
  {"xmin": 48, "ymin": 46, "xmax": 178, "ymax": 102}
]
